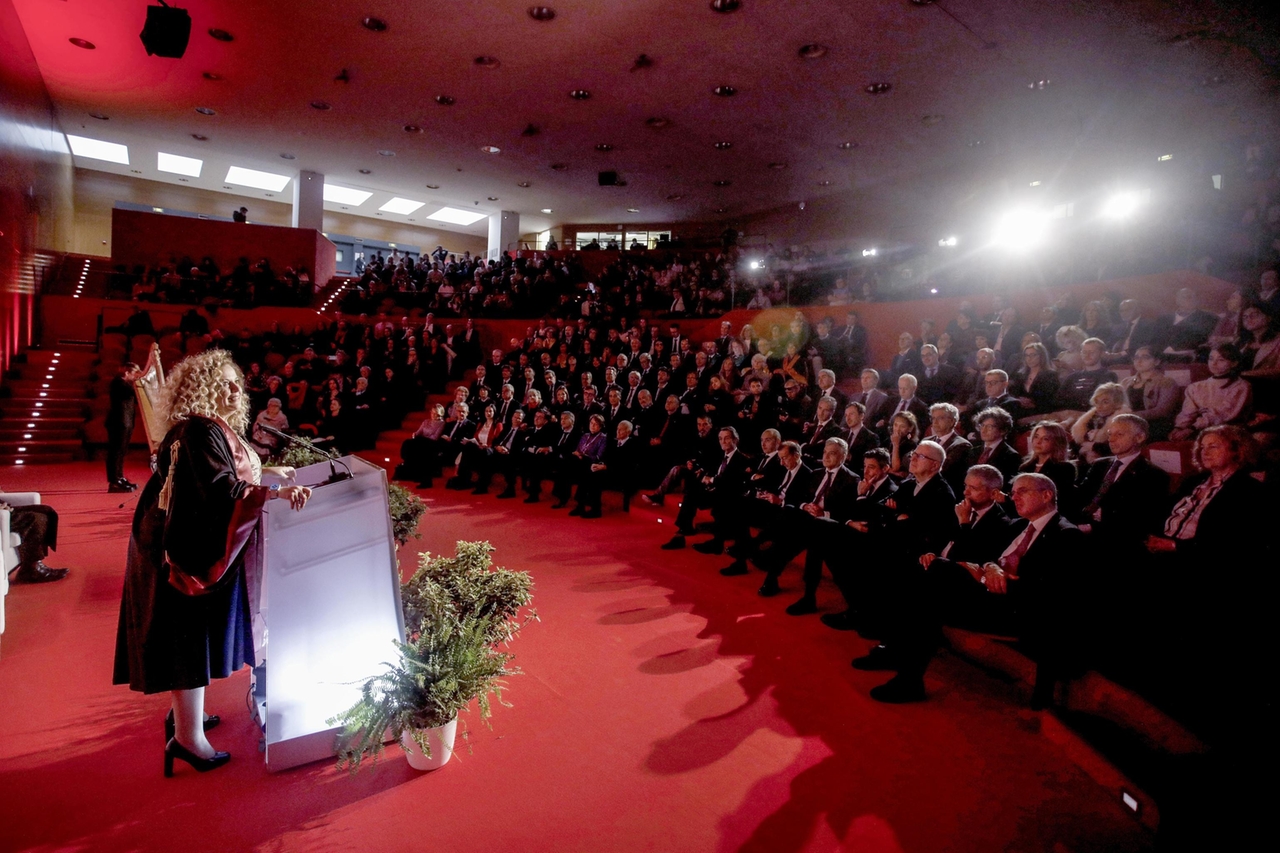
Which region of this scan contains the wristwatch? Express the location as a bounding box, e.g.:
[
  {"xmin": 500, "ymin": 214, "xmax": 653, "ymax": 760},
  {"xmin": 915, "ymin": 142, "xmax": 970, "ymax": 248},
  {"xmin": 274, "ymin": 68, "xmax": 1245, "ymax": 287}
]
[{"xmin": 269, "ymin": 483, "xmax": 281, "ymax": 498}]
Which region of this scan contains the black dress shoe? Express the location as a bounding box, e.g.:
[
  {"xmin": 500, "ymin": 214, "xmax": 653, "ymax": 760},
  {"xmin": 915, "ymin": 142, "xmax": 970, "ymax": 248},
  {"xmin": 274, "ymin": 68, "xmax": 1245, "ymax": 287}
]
[
  {"xmin": 523, "ymin": 495, "xmax": 540, "ymax": 503},
  {"xmin": 784, "ymin": 596, "xmax": 818, "ymax": 616},
  {"xmin": 641, "ymin": 493, "xmax": 663, "ymax": 506},
  {"xmin": 719, "ymin": 560, "xmax": 749, "ymax": 576},
  {"xmin": 109, "ymin": 482, "xmax": 133, "ymax": 493},
  {"xmin": 121, "ymin": 479, "xmax": 138, "ymax": 490},
  {"xmin": 551, "ymin": 500, "xmax": 569, "ymax": 509},
  {"xmin": 445, "ymin": 478, "xmax": 469, "ymax": 490},
  {"xmin": 496, "ymin": 488, "xmax": 517, "ymax": 499},
  {"xmin": 164, "ymin": 738, "xmax": 231, "ymax": 777},
  {"xmin": 851, "ymin": 644, "xmax": 901, "ymax": 671},
  {"xmin": 417, "ymin": 480, "xmax": 434, "ymax": 489},
  {"xmin": 660, "ymin": 535, "xmax": 686, "ymax": 550},
  {"xmin": 757, "ymin": 578, "xmax": 781, "ymax": 597},
  {"xmin": 471, "ymin": 487, "xmax": 489, "ymax": 495},
  {"xmin": 820, "ymin": 610, "xmax": 861, "ymax": 631},
  {"xmin": 165, "ymin": 710, "xmax": 222, "ymax": 742},
  {"xmin": 9, "ymin": 562, "xmax": 69, "ymax": 584},
  {"xmin": 581, "ymin": 509, "xmax": 602, "ymax": 519},
  {"xmin": 869, "ymin": 675, "xmax": 926, "ymax": 704},
  {"xmin": 567, "ymin": 505, "xmax": 584, "ymax": 516},
  {"xmin": 693, "ymin": 539, "xmax": 724, "ymax": 555},
  {"xmin": 855, "ymin": 621, "xmax": 888, "ymax": 641}
]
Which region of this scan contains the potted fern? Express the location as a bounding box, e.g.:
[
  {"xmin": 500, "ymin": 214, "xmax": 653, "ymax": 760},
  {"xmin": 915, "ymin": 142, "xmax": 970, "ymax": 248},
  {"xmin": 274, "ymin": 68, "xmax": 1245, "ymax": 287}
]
[{"xmin": 328, "ymin": 541, "xmax": 536, "ymax": 772}]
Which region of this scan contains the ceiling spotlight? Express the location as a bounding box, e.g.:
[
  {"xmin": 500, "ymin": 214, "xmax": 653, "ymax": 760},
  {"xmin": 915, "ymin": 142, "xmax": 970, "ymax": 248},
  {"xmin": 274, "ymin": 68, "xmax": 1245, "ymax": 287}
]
[
  {"xmin": 911, "ymin": 0, "xmax": 937, "ymax": 4},
  {"xmin": 88, "ymin": 112, "xmax": 109, "ymax": 120},
  {"xmin": 528, "ymin": 6, "xmax": 556, "ymax": 21},
  {"xmin": 710, "ymin": 0, "xmax": 741, "ymax": 12},
  {"xmin": 862, "ymin": 248, "xmax": 878, "ymax": 257},
  {"xmin": 798, "ymin": 43, "xmax": 828, "ymax": 59},
  {"xmin": 480, "ymin": 145, "xmax": 501, "ymax": 154},
  {"xmin": 938, "ymin": 236, "xmax": 958, "ymax": 247},
  {"xmin": 645, "ymin": 117, "xmax": 671, "ymax": 129},
  {"xmin": 1157, "ymin": 153, "xmax": 1173, "ymax": 162},
  {"xmin": 488, "ymin": 196, "xmax": 500, "ymax": 201},
  {"xmin": 1029, "ymin": 180, "xmax": 1042, "ymax": 187},
  {"xmin": 404, "ymin": 125, "xmax": 422, "ymax": 133},
  {"xmin": 817, "ymin": 180, "xmax": 832, "ymax": 186},
  {"xmin": 967, "ymin": 140, "xmax": 985, "ymax": 148},
  {"xmin": 1028, "ymin": 79, "xmax": 1051, "ymax": 90},
  {"xmin": 550, "ymin": 163, "xmax": 569, "ymax": 171},
  {"xmin": 435, "ymin": 95, "xmax": 456, "ymax": 106},
  {"xmin": 207, "ymin": 28, "xmax": 234, "ymax": 42},
  {"xmin": 1102, "ymin": 192, "xmax": 1142, "ymax": 219},
  {"xmin": 865, "ymin": 82, "xmax": 892, "ymax": 94},
  {"xmin": 426, "ymin": 184, "xmax": 440, "ymax": 188},
  {"xmin": 713, "ymin": 85, "xmax": 737, "ymax": 97},
  {"xmin": 541, "ymin": 208, "xmax": 553, "ymax": 214},
  {"xmin": 666, "ymin": 194, "xmax": 683, "ymax": 201},
  {"xmin": 359, "ymin": 168, "xmax": 372, "ymax": 174},
  {"xmin": 69, "ymin": 37, "xmax": 95, "ymax": 49},
  {"xmin": 837, "ymin": 141, "xmax": 858, "ymax": 150},
  {"xmin": 993, "ymin": 208, "xmax": 1050, "ymax": 251},
  {"xmin": 361, "ymin": 16, "xmax": 388, "ymax": 31},
  {"xmin": 195, "ymin": 106, "xmax": 217, "ymax": 116},
  {"xmin": 517, "ymin": 181, "xmax": 531, "ymax": 187},
  {"xmin": 569, "ymin": 89, "xmax": 591, "ymax": 100},
  {"xmin": 713, "ymin": 179, "xmax": 731, "ymax": 187},
  {"xmin": 595, "ymin": 143, "xmax": 614, "ymax": 152},
  {"xmin": 280, "ymin": 153, "xmax": 296, "ymax": 160},
  {"xmin": 768, "ymin": 162, "xmax": 788, "ymax": 170},
  {"xmin": 626, "ymin": 208, "xmax": 640, "ymax": 213},
  {"xmin": 377, "ymin": 149, "xmax": 396, "ymax": 156},
  {"xmin": 714, "ymin": 207, "xmax": 727, "ymax": 214},
  {"xmin": 714, "ymin": 141, "xmax": 733, "ymax": 150},
  {"xmin": 310, "ymin": 101, "xmax": 332, "ymax": 110},
  {"xmin": 475, "ymin": 56, "xmax": 501, "ymax": 68}
]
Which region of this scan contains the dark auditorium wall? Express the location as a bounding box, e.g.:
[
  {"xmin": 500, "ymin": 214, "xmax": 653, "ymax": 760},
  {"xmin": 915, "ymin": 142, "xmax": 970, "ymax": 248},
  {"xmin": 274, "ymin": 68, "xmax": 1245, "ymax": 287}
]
[
  {"xmin": 0, "ymin": 0, "xmax": 73, "ymax": 372},
  {"xmin": 111, "ymin": 208, "xmax": 336, "ymax": 287}
]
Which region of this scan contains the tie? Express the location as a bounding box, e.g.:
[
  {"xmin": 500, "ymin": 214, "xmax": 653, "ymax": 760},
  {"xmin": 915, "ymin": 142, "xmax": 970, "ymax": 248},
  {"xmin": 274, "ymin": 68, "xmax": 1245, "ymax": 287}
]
[
  {"xmin": 896, "ymin": 399, "xmax": 907, "ymax": 415},
  {"xmin": 717, "ymin": 454, "xmax": 729, "ymax": 476},
  {"xmin": 814, "ymin": 471, "xmax": 833, "ymax": 506},
  {"xmin": 449, "ymin": 422, "xmax": 461, "ymax": 439},
  {"xmin": 558, "ymin": 431, "xmax": 569, "ymax": 447},
  {"xmin": 502, "ymin": 429, "xmax": 516, "ymax": 449},
  {"xmin": 978, "ymin": 445, "xmax": 993, "ymax": 464},
  {"xmin": 627, "ymin": 388, "xmax": 637, "ymax": 407},
  {"xmin": 779, "ymin": 468, "xmax": 795, "ymax": 499},
  {"xmin": 927, "ymin": 367, "xmax": 936, "ymax": 379},
  {"xmin": 1000, "ymin": 524, "xmax": 1038, "ymax": 575}
]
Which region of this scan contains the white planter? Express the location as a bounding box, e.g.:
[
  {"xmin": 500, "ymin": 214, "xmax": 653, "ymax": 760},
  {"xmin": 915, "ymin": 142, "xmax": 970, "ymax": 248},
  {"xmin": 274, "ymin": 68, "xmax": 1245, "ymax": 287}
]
[{"xmin": 400, "ymin": 718, "xmax": 457, "ymax": 771}]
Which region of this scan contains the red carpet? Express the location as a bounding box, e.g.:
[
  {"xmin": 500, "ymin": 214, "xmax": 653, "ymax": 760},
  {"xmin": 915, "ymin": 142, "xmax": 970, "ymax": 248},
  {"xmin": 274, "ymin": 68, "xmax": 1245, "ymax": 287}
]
[{"xmin": 0, "ymin": 459, "xmax": 1152, "ymax": 852}]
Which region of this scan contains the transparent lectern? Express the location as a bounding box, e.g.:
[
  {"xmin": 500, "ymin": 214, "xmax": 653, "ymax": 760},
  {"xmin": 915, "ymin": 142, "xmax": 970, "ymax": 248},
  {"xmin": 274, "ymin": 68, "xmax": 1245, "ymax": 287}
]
[{"xmin": 256, "ymin": 455, "xmax": 405, "ymax": 770}]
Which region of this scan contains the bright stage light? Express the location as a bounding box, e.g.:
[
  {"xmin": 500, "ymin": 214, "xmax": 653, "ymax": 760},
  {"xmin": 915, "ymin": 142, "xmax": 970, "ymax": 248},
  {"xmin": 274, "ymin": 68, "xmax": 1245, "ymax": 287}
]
[
  {"xmin": 1102, "ymin": 192, "xmax": 1142, "ymax": 220},
  {"xmin": 992, "ymin": 209, "xmax": 1050, "ymax": 251},
  {"xmin": 938, "ymin": 236, "xmax": 958, "ymax": 247},
  {"xmin": 862, "ymin": 248, "xmax": 877, "ymax": 257},
  {"xmin": 749, "ymin": 260, "xmax": 760, "ymax": 269}
]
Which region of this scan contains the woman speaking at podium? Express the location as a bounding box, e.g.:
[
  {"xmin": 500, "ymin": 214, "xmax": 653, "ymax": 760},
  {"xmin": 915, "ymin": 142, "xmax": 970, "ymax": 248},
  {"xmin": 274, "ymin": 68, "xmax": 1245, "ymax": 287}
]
[{"xmin": 113, "ymin": 350, "xmax": 312, "ymax": 776}]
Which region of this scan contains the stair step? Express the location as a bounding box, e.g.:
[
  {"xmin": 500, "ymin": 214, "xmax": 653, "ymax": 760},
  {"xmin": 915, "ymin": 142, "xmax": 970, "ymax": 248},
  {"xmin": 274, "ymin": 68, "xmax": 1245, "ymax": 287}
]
[
  {"xmin": 0, "ymin": 427, "xmax": 80, "ymax": 440},
  {"xmin": 3, "ymin": 451, "xmax": 79, "ymax": 465}
]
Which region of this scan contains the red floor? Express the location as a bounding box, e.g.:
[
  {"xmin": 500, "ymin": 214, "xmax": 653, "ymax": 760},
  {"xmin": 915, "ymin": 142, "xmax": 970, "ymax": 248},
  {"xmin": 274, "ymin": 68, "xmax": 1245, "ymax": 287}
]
[{"xmin": 0, "ymin": 458, "xmax": 1152, "ymax": 853}]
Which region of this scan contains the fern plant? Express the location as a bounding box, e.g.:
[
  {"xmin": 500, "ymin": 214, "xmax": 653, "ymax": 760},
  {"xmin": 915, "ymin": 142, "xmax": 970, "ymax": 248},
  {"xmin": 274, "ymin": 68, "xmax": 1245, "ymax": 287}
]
[{"xmin": 328, "ymin": 541, "xmax": 537, "ymax": 772}]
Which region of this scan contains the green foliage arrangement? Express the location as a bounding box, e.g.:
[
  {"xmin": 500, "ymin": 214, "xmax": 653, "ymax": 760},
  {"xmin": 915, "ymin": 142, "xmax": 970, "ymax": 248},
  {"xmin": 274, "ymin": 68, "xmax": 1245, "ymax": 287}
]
[
  {"xmin": 270, "ymin": 438, "xmax": 426, "ymax": 548},
  {"xmin": 328, "ymin": 541, "xmax": 537, "ymax": 773}
]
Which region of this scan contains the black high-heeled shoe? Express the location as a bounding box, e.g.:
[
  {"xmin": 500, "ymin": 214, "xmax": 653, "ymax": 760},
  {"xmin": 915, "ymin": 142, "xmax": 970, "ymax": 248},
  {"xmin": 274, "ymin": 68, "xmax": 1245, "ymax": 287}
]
[
  {"xmin": 164, "ymin": 709, "xmax": 221, "ymax": 742},
  {"xmin": 164, "ymin": 738, "xmax": 231, "ymax": 777}
]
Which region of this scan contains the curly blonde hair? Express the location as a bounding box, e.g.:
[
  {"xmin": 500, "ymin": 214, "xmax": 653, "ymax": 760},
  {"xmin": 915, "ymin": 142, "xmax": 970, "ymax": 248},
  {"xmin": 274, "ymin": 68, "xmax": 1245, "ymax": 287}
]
[{"xmin": 162, "ymin": 349, "xmax": 249, "ymax": 434}]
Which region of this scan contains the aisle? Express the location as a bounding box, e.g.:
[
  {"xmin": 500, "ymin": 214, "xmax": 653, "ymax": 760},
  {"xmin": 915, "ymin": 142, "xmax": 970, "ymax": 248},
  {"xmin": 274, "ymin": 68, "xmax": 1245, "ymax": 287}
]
[{"xmin": 0, "ymin": 460, "xmax": 1151, "ymax": 853}]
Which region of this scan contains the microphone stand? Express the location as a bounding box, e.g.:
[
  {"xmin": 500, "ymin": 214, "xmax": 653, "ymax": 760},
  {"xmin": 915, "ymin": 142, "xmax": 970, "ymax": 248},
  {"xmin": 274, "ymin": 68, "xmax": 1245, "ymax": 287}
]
[{"xmin": 259, "ymin": 424, "xmax": 353, "ymax": 485}]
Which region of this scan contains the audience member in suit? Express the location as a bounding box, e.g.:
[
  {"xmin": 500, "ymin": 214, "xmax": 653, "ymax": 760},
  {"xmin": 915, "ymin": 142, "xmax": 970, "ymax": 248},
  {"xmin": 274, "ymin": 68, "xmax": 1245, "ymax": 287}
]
[
  {"xmin": 988, "ymin": 307, "xmax": 1025, "ymax": 366},
  {"xmin": 916, "ymin": 345, "xmax": 965, "ymax": 405},
  {"xmin": 426, "ymin": 402, "xmax": 475, "ymax": 486},
  {"xmin": 883, "ymin": 374, "xmax": 930, "ymax": 438},
  {"xmin": 602, "ymin": 387, "xmax": 632, "ymax": 433},
  {"xmin": 836, "ymin": 310, "xmax": 870, "ymax": 374},
  {"xmin": 850, "ymin": 368, "xmax": 894, "ymax": 431},
  {"xmin": 642, "ymin": 414, "xmax": 716, "ymax": 505},
  {"xmin": 841, "ymin": 401, "xmax": 881, "ymax": 461},
  {"xmin": 704, "ymin": 429, "xmax": 784, "ymax": 555},
  {"xmin": 956, "ymin": 350, "xmax": 997, "ymax": 414},
  {"xmin": 967, "ymin": 407, "xmax": 1022, "ymax": 487},
  {"xmin": 887, "ymin": 331, "xmax": 924, "ymax": 388},
  {"xmin": 1056, "ymin": 339, "xmax": 1119, "ymax": 413},
  {"xmin": 1017, "ymin": 420, "xmax": 1079, "ymax": 516},
  {"xmin": 570, "ymin": 419, "xmax": 637, "ymax": 518},
  {"xmin": 799, "ymin": 396, "xmax": 844, "ymax": 462},
  {"xmin": 719, "ymin": 440, "xmax": 817, "ymax": 578},
  {"xmin": 1009, "ymin": 342, "xmax": 1062, "ymax": 418},
  {"xmin": 447, "ymin": 403, "xmax": 504, "ymax": 490},
  {"xmin": 966, "ymin": 369, "xmax": 1024, "ymax": 427},
  {"xmin": 1154, "ymin": 288, "xmax": 1218, "ymax": 359},
  {"xmin": 734, "ymin": 376, "xmax": 776, "ymax": 448},
  {"xmin": 809, "ymin": 318, "xmax": 843, "ymax": 376},
  {"xmin": 663, "ymin": 426, "xmax": 753, "ymax": 549},
  {"xmin": 523, "ymin": 410, "xmax": 578, "ymax": 502},
  {"xmin": 1106, "ymin": 299, "xmax": 1160, "ymax": 363},
  {"xmin": 812, "ymin": 370, "xmax": 847, "ymax": 417},
  {"xmin": 864, "ymin": 472, "xmax": 1083, "ymax": 705},
  {"xmin": 1033, "ymin": 306, "xmax": 1064, "ymax": 357},
  {"xmin": 926, "ymin": 403, "xmax": 973, "ymax": 497},
  {"xmin": 776, "ymin": 380, "xmax": 816, "ymax": 442},
  {"xmin": 483, "ymin": 409, "xmax": 528, "ymax": 497}
]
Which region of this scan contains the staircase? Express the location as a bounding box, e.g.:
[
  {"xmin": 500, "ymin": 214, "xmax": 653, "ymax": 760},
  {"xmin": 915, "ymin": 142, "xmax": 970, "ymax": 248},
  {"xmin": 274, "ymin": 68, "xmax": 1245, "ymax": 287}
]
[{"xmin": 0, "ymin": 349, "xmax": 96, "ymax": 466}]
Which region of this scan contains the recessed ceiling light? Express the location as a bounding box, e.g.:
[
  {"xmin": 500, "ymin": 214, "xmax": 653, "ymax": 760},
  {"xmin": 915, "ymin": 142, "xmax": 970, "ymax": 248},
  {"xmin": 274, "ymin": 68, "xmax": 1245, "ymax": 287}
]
[
  {"xmin": 713, "ymin": 179, "xmax": 731, "ymax": 186},
  {"xmin": 69, "ymin": 38, "xmax": 95, "ymax": 49},
  {"xmin": 377, "ymin": 149, "xmax": 396, "ymax": 156},
  {"xmin": 798, "ymin": 43, "xmax": 828, "ymax": 59},
  {"xmin": 487, "ymin": 196, "xmax": 499, "ymax": 201},
  {"xmin": 865, "ymin": 82, "xmax": 892, "ymax": 94},
  {"xmin": 475, "ymin": 56, "xmax": 501, "ymax": 68},
  {"xmin": 626, "ymin": 208, "xmax": 639, "ymax": 213},
  {"xmin": 195, "ymin": 106, "xmax": 217, "ymax": 116},
  {"xmin": 713, "ymin": 85, "xmax": 737, "ymax": 97},
  {"xmin": 276, "ymin": 153, "xmax": 296, "ymax": 161},
  {"xmin": 202, "ymin": 72, "xmax": 222, "ymax": 81},
  {"xmin": 324, "ymin": 184, "xmax": 373, "ymax": 205},
  {"xmin": 381, "ymin": 197, "xmax": 427, "ymax": 215},
  {"xmin": 425, "ymin": 184, "xmax": 440, "ymax": 189},
  {"xmin": 817, "ymin": 180, "xmax": 832, "ymax": 186},
  {"xmin": 541, "ymin": 208, "xmax": 553, "ymax": 214},
  {"xmin": 310, "ymin": 101, "xmax": 332, "ymax": 110},
  {"xmin": 158, "ymin": 152, "xmax": 202, "ymax": 177},
  {"xmin": 517, "ymin": 181, "xmax": 531, "ymax": 187},
  {"xmin": 714, "ymin": 207, "xmax": 727, "ymax": 213},
  {"xmin": 435, "ymin": 95, "xmax": 455, "ymax": 106},
  {"xmin": 768, "ymin": 162, "xmax": 787, "ymax": 170},
  {"xmin": 88, "ymin": 112, "xmax": 109, "ymax": 121},
  {"xmin": 595, "ymin": 143, "xmax": 614, "ymax": 152},
  {"xmin": 361, "ymin": 16, "xmax": 388, "ymax": 32},
  {"xmin": 967, "ymin": 140, "xmax": 984, "ymax": 148},
  {"xmin": 645, "ymin": 117, "xmax": 671, "ymax": 129},
  {"xmin": 710, "ymin": 0, "xmax": 741, "ymax": 12},
  {"xmin": 569, "ymin": 89, "xmax": 591, "ymax": 100},
  {"xmin": 480, "ymin": 145, "xmax": 501, "ymax": 154},
  {"xmin": 911, "ymin": 0, "xmax": 936, "ymax": 5},
  {"xmin": 1029, "ymin": 180, "xmax": 1042, "ymax": 187},
  {"xmin": 404, "ymin": 125, "xmax": 422, "ymax": 133},
  {"xmin": 714, "ymin": 141, "xmax": 733, "ymax": 150},
  {"xmin": 225, "ymin": 166, "xmax": 291, "ymax": 192},
  {"xmin": 191, "ymin": 133, "xmax": 208, "ymax": 141},
  {"xmin": 549, "ymin": 163, "xmax": 569, "ymax": 171},
  {"xmin": 358, "ymin": 168, "xmax": 372, "ymax": 174},
  {"xmin": 528, "ymin": 6, "xmax": 556, "ymax": 21},
  {"xmin": 921, "ymin": 114, "xmax": 944, "ymax": 125},
  {"xmin": 1028, "ymin": 79, "xmax": 1051, "ymax": 90},
  {"xmin": 66, "ymin": 135, "xmax": 129, "ymax": 164},
  {"xmin": 666, "ymin": 194, "xmax": 683, "ymax": 201},
  {"xmin": 837, "ymin": 141, "xmax": 858, "ymax": 150},
  {"xmin": 208, "ymin": 28, "xmax": 234, "ymax": 42},
  {"xmin": 427, "ymin": 206, "xmax": 486, "ymax": 225}
]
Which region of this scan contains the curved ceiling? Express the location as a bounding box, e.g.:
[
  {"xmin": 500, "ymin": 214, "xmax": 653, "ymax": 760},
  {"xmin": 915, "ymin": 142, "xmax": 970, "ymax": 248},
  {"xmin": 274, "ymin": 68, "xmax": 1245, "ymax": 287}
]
[{"xmin": 11, "ymin": 0, "xmax": 1280, "ymax": 242}]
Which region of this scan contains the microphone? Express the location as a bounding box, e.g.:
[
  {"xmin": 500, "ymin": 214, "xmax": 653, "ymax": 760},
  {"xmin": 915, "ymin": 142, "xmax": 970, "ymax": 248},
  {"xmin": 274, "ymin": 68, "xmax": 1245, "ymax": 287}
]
[{"xmin": 259, "ymin": 425, "xmax": 353, "ymax": 484}]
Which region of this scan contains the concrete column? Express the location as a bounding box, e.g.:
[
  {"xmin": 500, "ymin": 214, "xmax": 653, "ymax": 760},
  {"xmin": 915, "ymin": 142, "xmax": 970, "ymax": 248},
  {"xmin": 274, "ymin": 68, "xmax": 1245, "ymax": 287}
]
[
  {"xmin": 487, "ymin": 210, "xmax": 520, "ymax": 260},
  {"xmin": 292, "ymin": 170, "xmax": 324, "ymax": 231}
]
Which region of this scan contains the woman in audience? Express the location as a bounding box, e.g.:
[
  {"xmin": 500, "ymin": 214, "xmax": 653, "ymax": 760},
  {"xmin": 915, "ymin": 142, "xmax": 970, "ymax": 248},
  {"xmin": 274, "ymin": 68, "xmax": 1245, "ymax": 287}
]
[
  {"xmin": 1170, "ymin": 343, "xmax": 1253, "ymax": 440},
  {"xmin": 887, "ymin": 411, "xmax": 920, "ymax": 478},
  {"xmin": 780, "ymin": 341, "xmax": 810, "ymax": 386},
  {"xmin": 1054, "ymin": 325, "xmax": 1089, "ymax": 371},
  {"xmin": 421, "ymin": 337, "xmax": 449, "ymax": 394},
  {"xmin": 1071, "ymin": 382, "xmax": 1129, "ymax": 464},
  {"xmin": 1019, "ymin": 420, "xmax": 1077, "ymax": 514},
  {"xmin": 248, "ymin": 397, "xmax": 289, "ymax": 459},
  {"xmin": 1209, "ymin": 290, "xmax": 1245, "ymax": 347},
  {"xmin": 1236, "ymin": 301, "xmax": 1280, "ymax": 372},
  {"xmin": 549, "ymin": 385, "xmax": 571, "ymax": 418},
  {"xmin": 349, "ymin": 377, "xmax": 376, "ymax": 450},
  {"xmin": 1010, "ymin": 342, "xmax": 1061, "ymax": 417},
  {"xmin": 738, "ymin": 324, "xmax": 759, "ymax": 358},
  {"xmin": 702, "ymin": 374, "xmax": 734, "ymax": 426},
  {"xmin": 718, "ymin": 356, "xmax": 742, "ymax": 399},
  {"xmin": 728, "ymin": 339, "xmax": 750, "ymax": 371},
  {"xmin": 448, "ymin": 403, "xmax": 503, "ymax": 489},
  {"xmin": 522, "ymin": 389, "xmax": 544, "ymax": 423},
  {"xmin": 1079, "ymin": 301, "xmax": 1111, "ymax": 346},
  {"xmin": 1120, "ymin": 347, "xmax": 1182, "ymax": 440}
]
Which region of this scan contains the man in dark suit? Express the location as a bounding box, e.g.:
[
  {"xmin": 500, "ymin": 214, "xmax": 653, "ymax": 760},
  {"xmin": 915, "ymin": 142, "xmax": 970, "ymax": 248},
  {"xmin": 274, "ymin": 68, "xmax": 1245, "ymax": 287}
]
[
  {"xmin": 427, "ymin": 402, "xmax": 475, "ymax": 486},
  {"xmin": 916, "ymin": 345, "xmax": 964, "ymax": 405},
  {"xmin": 575, "ymin": 420, "xmax": 640, "ymax": 517},
  {"xmin": 1105, "ymin": 299, "xmax": 1159, "ymax": 364},
  {"xmin": 1074, "ymin": 414, "xmax": 1169, "ymax": 549},
  {"xmin": 966, "ymin": 369, "xmax": 1023, "ymax": 426},
  {"xmin": 967, "ymin": 407, "xmax": 1022, "ymax": 487},
  {"xmin": 882, "ymin": 374, "xmax": 930, "ymax": 435},
  {"xmin": 799, "ymin": 396, "xmax": 844, "ymax": 462},
  {"xmin": 493, "ymin": 384, "xmax": 518, "ymax": 427},
  {"xmin": 524, "ymin": 410, "xmax": 578, "ymax": 502},
  {"xmin": 809, "ymin": 318, "xmax": 843, "ymax": 375},
  {"xmin": 836, "ymin": 310, "xmax": 870, "ymax": 374},
  {"xmin": 1154, "ymin": 288, "xmax": 1218, "ymax": 358},
  {"xmin": 863, "ymin": 472, "xmax": 1083, "ymax": 705},
  {"xmin": 849, "ymin": 369, "xmax": 894, "ymax": 432},
  {"xmin": 642, "ymin": 413, "xmax": 715, "ymax": 506},
  {"xmin": 486, "ymin": 410, "xmax": 529, "ymax": 497},
  {"xmin": 703, "ymin": 429, "xmax": 785, "ymax": 557},
  {"xmin": 663, "ymin": 426, "xmax": 753, "ymax": 550},
  {"xmin": 1034, "ymin": 306, "xmax": 1063, "ymax": 357},
  {"xmin": 812, "ymin": 370, "xmax": 848, "ymax": 418},
  {"xmin": 718, "ymin": 440, "xmax": 818, "ymax": 578},
  {"xmin": 602, "ymin": 387, "xmax": 632, "ymax": 433},
  {"xmin": 776, "ymin": 380, "xmax": 816, "ymax": 443},
  {"xmin": 841, "ymin": 401, "xmax": 881, "ymax": 461},
  {"xmin": 988, "ymin": 307, "xmax": 1025, "ymax": 366},
  {"xmin": 926, "ymin": 403, "xmax": 974, "ymax": 497},
  {"xmin": 714, "ymin": 320, "xmax": 736, "ymax": 359}
]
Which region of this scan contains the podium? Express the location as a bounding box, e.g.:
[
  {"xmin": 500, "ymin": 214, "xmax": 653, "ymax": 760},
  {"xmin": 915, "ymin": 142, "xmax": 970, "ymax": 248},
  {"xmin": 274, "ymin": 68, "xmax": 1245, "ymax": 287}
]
[{"xmin": 256, "ymin": 455, "xmax": 405, "ymax": 770}]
